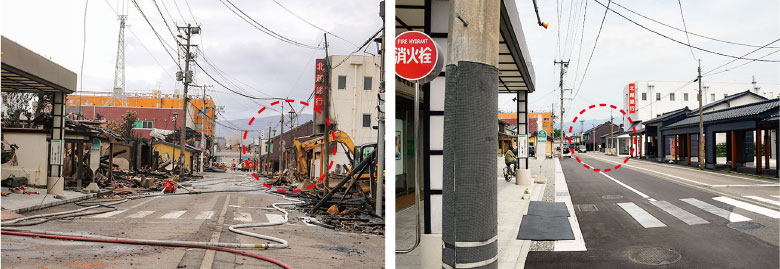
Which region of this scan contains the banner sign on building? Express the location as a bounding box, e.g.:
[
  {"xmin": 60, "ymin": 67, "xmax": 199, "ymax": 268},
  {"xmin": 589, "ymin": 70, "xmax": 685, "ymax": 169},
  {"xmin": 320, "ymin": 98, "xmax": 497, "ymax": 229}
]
[
  {"xmin": 314, "ymin": 59, "xmax": 328, "ymax": 112},
  {"xmin": 89, "ymin": 138, "xmax": 101, "ymax": 172},
  {"xmin": 628, "ymin": 83, "xmax": 636, "ymax": 113}
]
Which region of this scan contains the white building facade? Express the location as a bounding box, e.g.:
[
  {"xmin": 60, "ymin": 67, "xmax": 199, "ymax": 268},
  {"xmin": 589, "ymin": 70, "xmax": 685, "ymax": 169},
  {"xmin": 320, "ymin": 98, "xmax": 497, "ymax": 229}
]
[
  {"xmin": 313, "ymin": 55, "xmax": 381, "ymax": 171},
  {"xmin": 622, "ymin": 80, "xmax": 780, "ymax": 130}
]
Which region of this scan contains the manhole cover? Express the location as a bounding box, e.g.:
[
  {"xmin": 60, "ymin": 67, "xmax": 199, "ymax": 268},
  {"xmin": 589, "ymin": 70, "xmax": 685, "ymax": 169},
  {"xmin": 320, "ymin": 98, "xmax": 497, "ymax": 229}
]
[
  {"xmin": 576, "ymin": 204, "xmax": 598, "ymax": 212},
  {"xmin": 602, "ymin": 195, "xmax": 623, "ymax": 200},
  {"xmin": 727, "ymin": 221, "xmax": 764, "ymax": 230},
  {"xmin": 628, "ymin": 247, "xmax": 681, "ymax": 266},
  {"xmin": 1, "ymin": 243, "xmax": 28, "ymax": 250}
]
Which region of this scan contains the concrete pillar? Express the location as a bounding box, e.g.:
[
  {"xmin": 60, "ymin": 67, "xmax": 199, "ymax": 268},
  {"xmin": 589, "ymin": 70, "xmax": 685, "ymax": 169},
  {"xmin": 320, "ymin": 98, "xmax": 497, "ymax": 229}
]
[
  {"xmin": 443, "ymin": 0, "xmax": 501, "ymax": 267},
  {"xmin": 731, "ymin": 131, "xmax": 737, "ymax": 170},
  {"xmin": 47, "ymin": 91, "xmax": 66, "ymax": 195},
  {"xmin": 757, "ymin": 128, "xmax": 762, "ymax": 174},
  {"xmin": 706, "ymin": 130, "xmax": 717, "ymax": 169},
  {"xmin": 765, "ymin": 129, "xmax": 771, "ymax": 170}
]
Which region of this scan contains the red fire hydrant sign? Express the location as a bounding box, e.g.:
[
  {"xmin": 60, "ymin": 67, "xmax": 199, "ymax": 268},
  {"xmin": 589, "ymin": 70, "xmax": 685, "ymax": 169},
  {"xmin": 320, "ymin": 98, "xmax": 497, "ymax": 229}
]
[{"xmin": 396, "ymin": 31, "xmax": 441, "ymax": 83}]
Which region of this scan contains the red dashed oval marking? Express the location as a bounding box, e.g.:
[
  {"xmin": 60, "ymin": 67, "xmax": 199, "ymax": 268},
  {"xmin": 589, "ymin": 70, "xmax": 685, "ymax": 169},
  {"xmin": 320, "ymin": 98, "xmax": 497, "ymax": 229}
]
[
  {"xmin": 569, "ymin": 103, "xmax": 636, "ymax": 173},
  {"xmin": 244, "ymin": 99, "xmax": 336, "ymax": 193}
]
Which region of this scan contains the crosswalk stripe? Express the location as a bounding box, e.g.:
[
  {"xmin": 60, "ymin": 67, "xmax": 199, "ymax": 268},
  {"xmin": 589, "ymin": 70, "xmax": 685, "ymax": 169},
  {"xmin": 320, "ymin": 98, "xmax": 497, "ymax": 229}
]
[
  {"xmin": 680, "ymin": 198, "xmax": 751, "ymax": 222},
  {"xmin": 195, "ymin": 211, "xmax": 215, "ymax": 220},
  {"xmin": 650, "ymin": 201, "xmax": 708, "ymax": 225},
  {"xmin": 713, "ymin": 197, "xmax": 780, "ymax": 219},
  {"xmin": 234, "ymin": 212, "xmax": 252, "ymax": 222},
  {"xmin": 617, "ymin": 202, "xmax": 666, "ymax": 228},
  {"xmin": 127, "ymin": 211, "xmax": 155, "ymax": 219},
  {"xmin": 89, "ymin": 210, "xmax": 127, "ymax": 218},
  {"xmin": 159, "ymin": 211, "xmax": 187, "ymax": 219},
  {"xmin": 771, "ymin": 195, "xmax": 780, "ymax": 199},
  {"xmin": 744, "ymin": 196, "xmax": 780, "ymax": 207}
]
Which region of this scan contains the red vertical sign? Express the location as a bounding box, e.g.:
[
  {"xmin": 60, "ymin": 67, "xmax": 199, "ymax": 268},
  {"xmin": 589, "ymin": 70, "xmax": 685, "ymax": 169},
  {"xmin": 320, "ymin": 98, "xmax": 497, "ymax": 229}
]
[
  {"xmin": 628, "ymin": 83, "xmax": 636, "ymax": 113},
  {"xmin": 314, "ymin": 59, "xmax": 328, "ymax": 112}
]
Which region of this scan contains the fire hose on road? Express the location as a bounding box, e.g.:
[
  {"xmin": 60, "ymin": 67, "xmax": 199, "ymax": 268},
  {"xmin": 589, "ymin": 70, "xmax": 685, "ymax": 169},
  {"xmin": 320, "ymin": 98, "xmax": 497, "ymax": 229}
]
[{"xmin": 1, "ymin": 178, "xmax": 306, "ymax": 268}]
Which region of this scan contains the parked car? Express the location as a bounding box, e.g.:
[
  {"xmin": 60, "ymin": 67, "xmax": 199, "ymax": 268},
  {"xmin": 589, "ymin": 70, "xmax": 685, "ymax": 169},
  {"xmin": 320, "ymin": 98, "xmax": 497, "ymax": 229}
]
[
  {"xmin": 577, "ymin": 145, "xmax": 587, "ymax": 153},
  {"xmin": 529, "ymin": 146, "xmax": 535, "ymax": 157}
]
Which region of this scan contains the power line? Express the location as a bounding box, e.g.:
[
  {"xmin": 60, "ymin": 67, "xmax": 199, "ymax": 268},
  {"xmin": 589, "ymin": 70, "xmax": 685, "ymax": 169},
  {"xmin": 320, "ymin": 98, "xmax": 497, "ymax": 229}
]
[
  {"xmin": 676, "ymin": 0, "xmax": 696, "ymax": 61},
  {"xmin": 568, "ymin": 0, "xmax": 588, "ymax": 89},
  {"xmin": 183, "ymin": 0, "xmax": 198, "ymax": 25},
  {"xmin": 129, "ymin": 0, "xmax": 180, "ymax": 69},
  {"xmin": 703, "ymin": 38, "xmax": 780, "ymax": 76},
  {"xmin": 331, "ymin": 27, "xmax": 383, "ymax": 69},
  {"xmin": 569, "ymin": 0, "xmax": 611, "ymax": 109},
  {"xmin": 103, "ymin": 0, "xmax": 175, "ymax": 79},
  {"xmin": 270, "ymin": 0, "xmax": 359, "ymax": 49},
  {"xmin": 610, "ymin": 0, "xmax": 779, "ymax": 49},
  {"xmin": 705, "ymin": 50, "xmax": 780, "ymax": 77},
  {"xmin": 219, "ymin": 0, "xmax": 321, "ymax": 50},
  {"xmin": 172, "ymin": 0, "xmax": 188, "ymax": 24},
  {"xmin": 193, "ymin": 61, "xmax": 280, "ymax": 102},
  {"xmin": 592, "ymin": 0, "xmax": 780, "ymax": 62},
  {"xmin": 150, "ymin": 0, "xmax": 180, "ymax": 46}
]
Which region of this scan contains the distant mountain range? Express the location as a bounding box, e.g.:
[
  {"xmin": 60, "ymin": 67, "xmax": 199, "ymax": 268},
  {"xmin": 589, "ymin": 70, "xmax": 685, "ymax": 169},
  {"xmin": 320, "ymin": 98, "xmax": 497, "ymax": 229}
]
[{"xmin": 215, "ymin": 113, "xmax": 313, "ymax": 140}]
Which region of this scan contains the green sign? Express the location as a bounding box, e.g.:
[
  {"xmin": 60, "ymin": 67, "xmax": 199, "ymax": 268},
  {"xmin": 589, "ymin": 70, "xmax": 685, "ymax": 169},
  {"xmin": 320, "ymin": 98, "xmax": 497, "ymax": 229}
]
[{"xmin": 538, "ymin": 130, "xmax": 547, "ymax": 143}]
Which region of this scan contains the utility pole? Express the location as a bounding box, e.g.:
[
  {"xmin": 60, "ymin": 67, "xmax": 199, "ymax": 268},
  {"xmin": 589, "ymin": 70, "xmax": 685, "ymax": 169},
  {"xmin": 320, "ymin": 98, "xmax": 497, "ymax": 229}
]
[
  {"xmin": 266, "ymin": 126, "xmax": 271, "ymax": 174},
  {"xmin": 554, "ymin": 60, "xmax": 569, "ymax": 159},
  {"xmin": 322, "ymin": 33, "xmax": 331, "ymax": 185},
  {"xmin": 442, "ymin": 0, "xmax": 501, "ymax": 267},
  {"xmin": 592, "ymin": 123, "xmax": 596, "ymax": 151},
  {"xmin": 375, "ymin": 0, "xmax": 385, "ymax": 218},
  {"xmin": 697, "ymin": 59, "xmax": 704, "ymax": 169},
  {"xmin": 609, "ymin": 110, "xmax": 614, "ymax": 155},
  {"xmin": 176, "ymin": 24, "xmax": 200, "ymax": 178},
  {"xmin": 280, "ymin": 102, "xmax": 285, "ymax": 174},
  {"xmin": 195, "ymin": 85, "xmax": 212, "ymax": 173}
]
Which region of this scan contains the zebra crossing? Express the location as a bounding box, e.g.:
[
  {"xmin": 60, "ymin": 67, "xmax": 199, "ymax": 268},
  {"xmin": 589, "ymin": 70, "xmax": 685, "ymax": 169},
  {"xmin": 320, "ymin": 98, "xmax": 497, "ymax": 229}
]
[
  {"xmin": 617, "ymin": 196, "xmax": 780, "ymax": 228},
  {"xmin": 84, "ymin": 209, "xmax": 282, "ymax": 223}
]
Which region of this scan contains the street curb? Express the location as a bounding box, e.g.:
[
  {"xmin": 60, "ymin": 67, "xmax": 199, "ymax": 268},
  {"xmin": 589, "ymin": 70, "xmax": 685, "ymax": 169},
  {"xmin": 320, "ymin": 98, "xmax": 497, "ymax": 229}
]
[{"xmin": 9, "ymin": 193, "xmax": 97, "ymax": 214}]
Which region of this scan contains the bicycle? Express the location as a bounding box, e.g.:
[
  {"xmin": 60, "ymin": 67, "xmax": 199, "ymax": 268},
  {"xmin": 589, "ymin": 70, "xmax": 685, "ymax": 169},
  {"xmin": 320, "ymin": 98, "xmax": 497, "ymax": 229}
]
[{"xmin": 503, "ymin": 161, "xmax": 516, "ymax": 182}]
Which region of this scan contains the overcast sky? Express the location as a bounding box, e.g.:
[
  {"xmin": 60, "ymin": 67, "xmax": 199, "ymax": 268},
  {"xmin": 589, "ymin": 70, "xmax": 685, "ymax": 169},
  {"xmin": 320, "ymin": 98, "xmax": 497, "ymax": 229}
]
[
  {"xmin": 1, "ymin": 0, "xmax": 383, "ymax": 121},
  {"xmin": 503, "ymin": 0, "xmax": 780, "ymax": 124}
]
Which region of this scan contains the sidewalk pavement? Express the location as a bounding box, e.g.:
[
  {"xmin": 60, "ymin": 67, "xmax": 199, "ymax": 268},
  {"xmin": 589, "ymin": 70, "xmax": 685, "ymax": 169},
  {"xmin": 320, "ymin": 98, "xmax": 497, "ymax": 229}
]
[
  {"xmin": 1, "ymin": 186, "xmax": 96, "ymax": 214},
  {"xmin": 395, "ymin": 156, "xmax": 567, "ymax": 268}
]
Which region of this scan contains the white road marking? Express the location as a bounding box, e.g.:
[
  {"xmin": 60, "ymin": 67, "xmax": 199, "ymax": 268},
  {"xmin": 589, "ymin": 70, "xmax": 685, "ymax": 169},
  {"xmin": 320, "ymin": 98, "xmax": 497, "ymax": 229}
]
[
  {"xmin": 89, "ymin": 210, "xmax": 127, "ymax": 218},
  {"xmin": 711, "ymin": 184, "xmax": 780, "ymax": 188},
  {"xmin": 713, "ymin": 197, "xmax": 780, "ymax": 219},
  {"xmin": 581, "ymin": 160, "xmax": 651, "ymax": 199},
  {"xmin": 126, "ymin": 211, "xmax": 155, "ymax": 219},
  {"xmin": 234, "ymin": 212, "xmax": 252, "ymax": 222},
  {"xmin": 680, "ymin": 198, "xmax": 751, "ymax": 222},
  {"xmin": 772, "ymin": 195, "xmax": 780, "ymax": 199},
  {"xmin": 743, "ymin": 196, "xmax": 780, "ymax": 207},
  {"xmin": 265, "ymin": 214, "xmax": 285, "ymax": 224},
  {"xmin": 553, "ymin": 159, "xmax": 586, "ymax": 251},
  {"xmin": 129, "ymin": 196, "xmax": 159, "ymax": 209},
  {"xmin": 617, "ymin": 202, "xmax": 666, "ymax": 228},
  {"xmin": 195, "ymin": 211, "xmax": 215, "ymax": 220},
  {"xmin": 159, "ymin": 211, "xmax": 187, "ymax": 219},
  {"xmin": 650, "ymin": 200, "xmax": 708, "ymax": 225},
  {"xmin": 586, "ymin": 155, "xmax": 713, "ymax": 187}
]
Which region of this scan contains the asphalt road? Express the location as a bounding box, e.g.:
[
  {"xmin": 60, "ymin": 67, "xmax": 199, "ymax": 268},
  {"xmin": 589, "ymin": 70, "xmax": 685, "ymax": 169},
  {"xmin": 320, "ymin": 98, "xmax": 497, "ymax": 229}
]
[
  {"xmin": 1, "ymin": 172, "xmax": 383, "ymax": 268},
  {"xmin": 525, "ymin": 153, "xmax": 780, "ymax": 268}
]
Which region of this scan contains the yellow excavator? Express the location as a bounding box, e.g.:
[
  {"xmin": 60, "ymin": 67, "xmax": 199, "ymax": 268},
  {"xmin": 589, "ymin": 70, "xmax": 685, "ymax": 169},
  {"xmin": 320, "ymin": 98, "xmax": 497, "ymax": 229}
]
[{"xmin": 292, "ymin": 131, "xmax": 379, "ymax": 181}]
